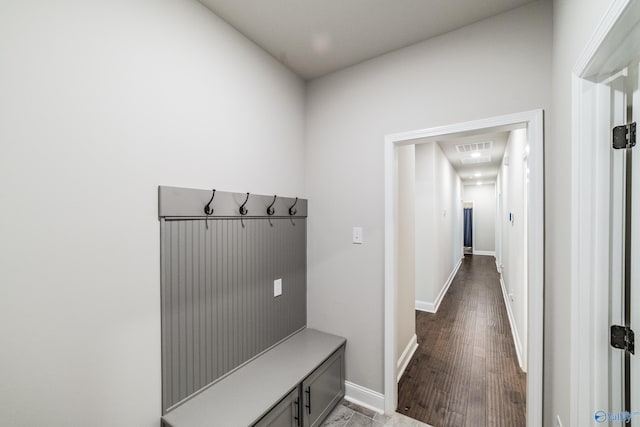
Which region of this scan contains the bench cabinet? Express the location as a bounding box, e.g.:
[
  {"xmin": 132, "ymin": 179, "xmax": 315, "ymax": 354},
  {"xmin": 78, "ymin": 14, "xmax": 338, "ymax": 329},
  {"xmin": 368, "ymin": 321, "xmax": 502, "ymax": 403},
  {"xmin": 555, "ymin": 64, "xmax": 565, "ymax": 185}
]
[
  {"xmin": 253, "ymin": 388, "xmax": 300, "ymax": 427},
  {"xmin": 161, "ymin": 329, "xmax": 346, "ymax": 427},
  {"xmin": 301, "ymin": 347, "xmax": 344, "ymax": 427},
  {"xmin": 253, "ymin": 345, "xmax": 345, "ymax": 427}
]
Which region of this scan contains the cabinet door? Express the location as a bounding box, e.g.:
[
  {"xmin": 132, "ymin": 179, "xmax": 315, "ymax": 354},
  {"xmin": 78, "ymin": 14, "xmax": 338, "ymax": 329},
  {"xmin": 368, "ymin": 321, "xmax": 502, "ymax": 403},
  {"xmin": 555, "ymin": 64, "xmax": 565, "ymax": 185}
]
[
  {"xmin": 253, "ymin": 388, "xmax": 301, "ymax": 427},
  {"xmin": 302, "ymin": 346, "xmax": 345, "ymax": 427}
]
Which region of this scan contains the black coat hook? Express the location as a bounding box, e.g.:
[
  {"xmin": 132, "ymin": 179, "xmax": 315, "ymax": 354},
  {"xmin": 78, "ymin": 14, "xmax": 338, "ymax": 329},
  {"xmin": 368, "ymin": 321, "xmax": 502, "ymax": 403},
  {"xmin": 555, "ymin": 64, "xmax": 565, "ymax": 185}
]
[
  {"xmin": 289, "ymin": 197, "xmax": 298, "ymax": 216},
  {"xmin": 204, "ymin": 189, "xmax": 216, "ymax": 215},
  {"xmin": 267, "ymin": 195, "xmax": 277, "ymax": 216},
  {"xmin": 239, "ymin": 192, "xmax": 250, "ymax": 216}
]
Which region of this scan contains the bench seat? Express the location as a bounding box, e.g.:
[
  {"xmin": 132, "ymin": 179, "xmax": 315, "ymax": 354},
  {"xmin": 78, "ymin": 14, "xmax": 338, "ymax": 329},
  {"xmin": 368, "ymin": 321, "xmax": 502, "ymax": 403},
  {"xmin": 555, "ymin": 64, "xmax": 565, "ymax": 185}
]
[{"xmin": 161, "ymin": 328, "xmax": 346, "ymax": 427}]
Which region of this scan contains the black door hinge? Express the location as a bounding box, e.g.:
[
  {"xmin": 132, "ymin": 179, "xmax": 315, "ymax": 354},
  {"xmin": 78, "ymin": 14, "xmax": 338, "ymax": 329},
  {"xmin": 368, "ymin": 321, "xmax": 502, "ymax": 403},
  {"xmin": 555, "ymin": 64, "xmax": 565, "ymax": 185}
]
[
  {"xmin": 611, "ymin": 325, "xmax": 635, "ymax": 354},
  {"xmin": 613, "ymin": 122, "xmax": 637, "ymax": 149}
]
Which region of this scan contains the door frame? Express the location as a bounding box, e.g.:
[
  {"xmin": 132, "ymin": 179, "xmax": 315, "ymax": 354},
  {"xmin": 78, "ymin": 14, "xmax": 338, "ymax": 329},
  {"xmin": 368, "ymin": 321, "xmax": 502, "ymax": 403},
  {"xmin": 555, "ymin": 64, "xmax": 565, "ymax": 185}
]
[
  {"xmin": 383, "ymin": 109, "xmax": 544, "ymax": 426},
  {"xmin": 570, "ymin": 0, "xmax": 639, "ymax": 424}
]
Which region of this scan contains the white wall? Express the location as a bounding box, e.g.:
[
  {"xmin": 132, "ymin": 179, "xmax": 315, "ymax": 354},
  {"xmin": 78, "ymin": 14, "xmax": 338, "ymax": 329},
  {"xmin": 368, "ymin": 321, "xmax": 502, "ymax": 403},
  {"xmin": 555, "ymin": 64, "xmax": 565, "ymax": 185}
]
[
  {"xmin": 395, "ymin": 145, "xmax": 416, "ymax": 369},
  {"xmin": 497, "ymin": 129, "xmax": 527, "ymax": 368},
  {"xmin": 414, "ymin": 142, "xmax": 462, "ymax": 307},
  {"xmin": 0, "ymin": 2, "xmax": 305, "ymax": 426},
  {"xmin": 496, "ymin": 182, "xmax": 503, "ymax": 270},
  {"xmin": 305, "ymin": 0, "xmax": 552, "ymax": 393},
  {"xmin": 463, "ymin": 183, "xmax": 496, "ymax": 254},
  {"xmin": 549, "ymin": 1, "xmax": 616, "ymax": 425},
  {"xmin": 435, "ymin": 143, "xmax": 463, "ymax": 304},
  {"xmin": 414, "ymin": 143, "xmax": 436, "ymax": 305}
]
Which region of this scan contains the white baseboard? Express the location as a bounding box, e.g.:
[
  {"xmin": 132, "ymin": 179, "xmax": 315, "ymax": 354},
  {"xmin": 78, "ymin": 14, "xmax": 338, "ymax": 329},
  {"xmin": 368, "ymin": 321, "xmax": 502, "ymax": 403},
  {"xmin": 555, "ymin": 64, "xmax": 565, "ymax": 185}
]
[
  {"xmin": 396, "ymin": 334, "xmax": 418, "ymax": 382},
  {"xmin": 499, "ymin": 275, "xmax": 525, "ymax": 372},
  {"xmin": 495, "ymin": 258, "xmax": 502, "ymax": 273},
  {"xmin": 344, "ymin": 381, "xmax": 385, "ymax": 414},
  {"xmin": 415, "ymin": 258, "xmax": 462, "ymax": 314},
  {"xmin": 473, "ymin": 250, "xmax": 496, "ymax": 256},
  {"xmin": 415, "ymin": 299, "xmax": 435, "ymax": 312}
]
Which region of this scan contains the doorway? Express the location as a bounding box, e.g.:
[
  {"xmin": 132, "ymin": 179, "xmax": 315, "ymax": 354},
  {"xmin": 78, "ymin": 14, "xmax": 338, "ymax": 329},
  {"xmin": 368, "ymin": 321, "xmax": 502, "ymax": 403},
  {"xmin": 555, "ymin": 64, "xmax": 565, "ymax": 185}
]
[{"xmin": 383, "ymin": 110, "xmax": 544, "ymax": 426}]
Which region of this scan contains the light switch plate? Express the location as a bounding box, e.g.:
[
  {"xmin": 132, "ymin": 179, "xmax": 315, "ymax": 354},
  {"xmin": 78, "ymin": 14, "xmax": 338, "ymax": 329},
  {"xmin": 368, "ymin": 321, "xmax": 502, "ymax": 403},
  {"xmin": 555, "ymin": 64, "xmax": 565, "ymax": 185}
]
[
  {"xmin": 274, "ymin": 278, "xmax": 282, "ymax": 297},
  {"xmin": 352, "ymin": 227, "xmax": 363, "ymax": 244}
]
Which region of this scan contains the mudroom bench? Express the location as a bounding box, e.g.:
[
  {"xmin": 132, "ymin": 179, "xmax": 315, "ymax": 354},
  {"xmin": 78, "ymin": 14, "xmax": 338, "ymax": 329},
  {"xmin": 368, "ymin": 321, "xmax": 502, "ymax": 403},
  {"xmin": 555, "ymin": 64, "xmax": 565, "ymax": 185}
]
[{"xmin": 161, "ymin": 328, "xmax": 346, "ymax": 427}]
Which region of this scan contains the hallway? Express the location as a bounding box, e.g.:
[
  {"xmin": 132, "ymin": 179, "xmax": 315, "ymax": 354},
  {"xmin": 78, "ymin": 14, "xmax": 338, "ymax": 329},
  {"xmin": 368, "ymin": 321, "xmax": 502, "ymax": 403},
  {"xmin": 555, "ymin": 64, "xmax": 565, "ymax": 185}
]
[{"xmin": 398, "ymin": 255, "xmax": 526, "ymax": 427}]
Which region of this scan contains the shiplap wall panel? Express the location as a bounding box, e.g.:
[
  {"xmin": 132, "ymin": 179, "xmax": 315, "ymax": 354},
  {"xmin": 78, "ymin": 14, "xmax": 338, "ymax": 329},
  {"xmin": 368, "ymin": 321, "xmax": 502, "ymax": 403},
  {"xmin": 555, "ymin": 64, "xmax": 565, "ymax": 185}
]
[{"xmin": 161, "ymin": 218, "xmax": 306, "ymax": 412}]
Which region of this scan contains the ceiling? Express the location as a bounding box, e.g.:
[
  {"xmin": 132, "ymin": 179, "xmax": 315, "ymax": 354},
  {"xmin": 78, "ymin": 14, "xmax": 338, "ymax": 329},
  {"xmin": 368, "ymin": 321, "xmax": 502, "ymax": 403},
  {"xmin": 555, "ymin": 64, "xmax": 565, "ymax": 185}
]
[
  {"xmin": 437, "ymin": 131, "xmax": 509, "ymax": 184},
  {"xmin": 198, "ymin": 0, "xmax": 537, "ymax": 80}
]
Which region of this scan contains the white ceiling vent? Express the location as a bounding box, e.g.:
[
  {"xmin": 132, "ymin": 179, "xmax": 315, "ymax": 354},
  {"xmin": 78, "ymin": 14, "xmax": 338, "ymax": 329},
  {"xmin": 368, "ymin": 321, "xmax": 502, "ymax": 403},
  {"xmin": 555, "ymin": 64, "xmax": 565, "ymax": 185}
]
[
  {"xmin": 455, "ymin": 141, "xmax": 493, "ymax": 154},
  {"xmin": 461, "ymin": 156, "xmax": 492, "ymax": 165}
]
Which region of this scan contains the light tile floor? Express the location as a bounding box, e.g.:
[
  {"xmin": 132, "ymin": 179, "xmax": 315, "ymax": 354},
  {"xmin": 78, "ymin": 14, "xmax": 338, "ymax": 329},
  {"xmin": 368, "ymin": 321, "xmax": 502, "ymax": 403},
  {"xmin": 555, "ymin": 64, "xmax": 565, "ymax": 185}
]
[{"xmin": 322, "ymin": 400, "xmax": 433, "ymax": 427}]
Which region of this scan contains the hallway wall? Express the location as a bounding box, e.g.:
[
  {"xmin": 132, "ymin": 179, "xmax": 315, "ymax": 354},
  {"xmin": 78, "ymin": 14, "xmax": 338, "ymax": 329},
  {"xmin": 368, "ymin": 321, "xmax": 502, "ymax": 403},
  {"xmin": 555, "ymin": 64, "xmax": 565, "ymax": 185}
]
[
  {"xmin": 0, "ymin": 2, "xmax": 305, "ymax": 426},
  {"xmin": 462, "ymin": 183, "xmax": 496, "ymax": 254},
  {"xmin": 415, "ymin": 142, "xmax": 462, "ymax": 309},
  {"xmin": 497, "ymin": 128, "xmax": 528, "ymax": 369},
  {"xmin": 305, "ymin": 0, "xmax": 552, "ymax": 394},
  {"xmin": 395, "ymin": 145, "xmax": 416, "ymax": 372}
]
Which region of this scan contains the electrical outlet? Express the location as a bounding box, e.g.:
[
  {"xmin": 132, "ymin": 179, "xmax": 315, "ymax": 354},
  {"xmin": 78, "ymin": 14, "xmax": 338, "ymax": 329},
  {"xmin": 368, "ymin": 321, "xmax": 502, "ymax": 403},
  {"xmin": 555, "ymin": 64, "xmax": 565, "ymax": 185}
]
[{"xmin": 273, "ymin": 278, "xmax": 282, "ymax": 297}]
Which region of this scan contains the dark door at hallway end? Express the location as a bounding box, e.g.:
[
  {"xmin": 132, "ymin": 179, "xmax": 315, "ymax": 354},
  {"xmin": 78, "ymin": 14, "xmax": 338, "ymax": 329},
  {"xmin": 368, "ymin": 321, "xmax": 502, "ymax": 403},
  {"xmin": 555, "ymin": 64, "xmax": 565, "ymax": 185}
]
[{"xmin": 464, "ymin": 206, "xmax": 473, "ymax": 255}]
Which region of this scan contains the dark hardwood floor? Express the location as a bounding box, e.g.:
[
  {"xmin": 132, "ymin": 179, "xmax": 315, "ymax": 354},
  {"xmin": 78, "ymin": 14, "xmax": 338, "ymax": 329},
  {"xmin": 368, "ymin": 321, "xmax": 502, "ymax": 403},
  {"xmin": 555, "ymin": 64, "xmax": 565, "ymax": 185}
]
[{"xmin": 397, "ymin": 255, "xmax": 526, "ymax": 427}]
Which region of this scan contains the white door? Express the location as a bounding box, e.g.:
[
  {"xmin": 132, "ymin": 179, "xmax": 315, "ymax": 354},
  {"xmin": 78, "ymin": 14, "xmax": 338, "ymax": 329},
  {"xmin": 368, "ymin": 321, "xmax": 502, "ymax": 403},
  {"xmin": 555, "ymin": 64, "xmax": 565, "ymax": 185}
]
[
  {"xmin": 606, "ymin": 59, "xmax": 640, "ymax": 424},
  {"xmin": 630, "ymin": 61, "xmax": 640, "ymax": 424}
]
